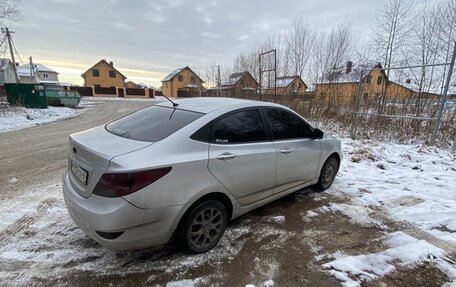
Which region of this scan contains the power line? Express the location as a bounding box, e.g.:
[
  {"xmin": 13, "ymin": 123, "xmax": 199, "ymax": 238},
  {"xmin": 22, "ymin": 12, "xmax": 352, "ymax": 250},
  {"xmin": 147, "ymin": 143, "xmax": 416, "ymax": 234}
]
[
  {"xmin": 0, "ymin": 35, "xmax": 7, "ymax": 48},
  {"xmin": 10, "ymin": 35, "xmax": 24, "ymax": 64}
]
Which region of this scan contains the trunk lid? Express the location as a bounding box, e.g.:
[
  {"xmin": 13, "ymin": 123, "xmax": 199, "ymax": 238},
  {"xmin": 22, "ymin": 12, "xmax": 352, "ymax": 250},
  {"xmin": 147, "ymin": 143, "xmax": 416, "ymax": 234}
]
[{"xmin": 68, "ymin": 125, "xmax": 152, "ymax": 198}]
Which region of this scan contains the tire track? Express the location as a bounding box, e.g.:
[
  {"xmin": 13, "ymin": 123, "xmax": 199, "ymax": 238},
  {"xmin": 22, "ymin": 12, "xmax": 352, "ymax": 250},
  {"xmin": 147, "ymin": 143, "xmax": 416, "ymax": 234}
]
[{"xmin": 0, "ymin": 198, "xmax": 57, "ymax": 245}]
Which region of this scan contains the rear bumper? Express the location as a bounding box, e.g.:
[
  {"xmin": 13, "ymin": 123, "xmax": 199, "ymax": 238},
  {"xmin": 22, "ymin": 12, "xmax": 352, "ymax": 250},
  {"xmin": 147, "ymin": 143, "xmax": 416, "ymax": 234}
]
[{"xmin": 62, "ymin": 171, "xmax": 184, "ymax": 251}]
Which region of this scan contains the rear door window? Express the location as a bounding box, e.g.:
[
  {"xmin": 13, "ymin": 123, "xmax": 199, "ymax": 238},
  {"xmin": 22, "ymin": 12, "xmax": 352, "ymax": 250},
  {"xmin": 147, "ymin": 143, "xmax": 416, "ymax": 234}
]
[
  {"xmin": 106, "ymin": 106, "xmax": 203, "ymax": 142},
  {"xmin": 264, "ymin": 108, "xmax": 313, "ymax": 140},
  {"xmin": 212, "ymin": 109, "xmax": 266, "ymax": 144}
]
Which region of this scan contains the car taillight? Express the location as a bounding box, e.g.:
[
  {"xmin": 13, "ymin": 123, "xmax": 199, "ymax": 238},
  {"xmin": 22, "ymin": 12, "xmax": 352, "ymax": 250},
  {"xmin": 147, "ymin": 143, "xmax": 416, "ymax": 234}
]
[{"xmin": 93, "ymin": 167, "xmax": 172, "ymax": 197}]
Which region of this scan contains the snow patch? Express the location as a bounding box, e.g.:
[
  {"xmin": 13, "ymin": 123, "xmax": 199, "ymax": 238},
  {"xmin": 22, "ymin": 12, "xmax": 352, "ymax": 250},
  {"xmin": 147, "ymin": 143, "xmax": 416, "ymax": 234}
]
[
  {"xmin": 305, "ymin": 210, "xmax": 319, "ymax": 218},
  {"xmin": 323, "ymin": 231, "xmax": 454, "ymax": 286},
  {"xmin": 327, "ymin": 203, "xmax": 386, "ymax": 229},
  {"xmin": 270, "ymin": 216, "xmax": 285, "ymax": 224},
  {"xmin": 0, "ymin": 105, "xmax": 83, "ymax": 133},
  {"xmin": 335, "ymin": 138, "xmax": 456, "ymax": 246},
  {"xmin": 165, "ymin": 278, "xmax": 206, "ymax": 287}
]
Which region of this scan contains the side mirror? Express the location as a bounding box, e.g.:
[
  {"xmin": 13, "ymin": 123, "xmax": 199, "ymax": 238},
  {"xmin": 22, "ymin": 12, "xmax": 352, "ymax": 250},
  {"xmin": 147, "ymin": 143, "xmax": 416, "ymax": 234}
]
[{"xmin": 313, "ymin": 128, "xmax": 324, "ymax": 139}]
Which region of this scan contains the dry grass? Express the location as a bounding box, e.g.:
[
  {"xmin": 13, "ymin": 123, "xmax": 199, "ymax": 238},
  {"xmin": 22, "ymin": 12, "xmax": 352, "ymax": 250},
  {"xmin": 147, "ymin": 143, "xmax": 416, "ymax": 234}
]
[{"xmin": 207, "ymin": 93, "xmax": 456, "ymax": 148}]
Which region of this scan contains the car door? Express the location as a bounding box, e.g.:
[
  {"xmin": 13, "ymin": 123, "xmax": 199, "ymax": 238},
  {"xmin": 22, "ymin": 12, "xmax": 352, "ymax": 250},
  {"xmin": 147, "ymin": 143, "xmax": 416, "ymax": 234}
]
[
  {"xmin": 263, "ymin": 107, "xmax": 322, "ymax": 194},
  {"xmin": 208, "ymin": 108, "xmax": 276, "ymax": 206}
]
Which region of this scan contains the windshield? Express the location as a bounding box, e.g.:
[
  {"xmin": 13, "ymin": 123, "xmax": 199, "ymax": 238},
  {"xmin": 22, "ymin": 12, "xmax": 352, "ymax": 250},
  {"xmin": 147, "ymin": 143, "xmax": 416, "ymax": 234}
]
[{"xmin": 106, "ymin": 105, "xmax": 204, "ymax": 142}]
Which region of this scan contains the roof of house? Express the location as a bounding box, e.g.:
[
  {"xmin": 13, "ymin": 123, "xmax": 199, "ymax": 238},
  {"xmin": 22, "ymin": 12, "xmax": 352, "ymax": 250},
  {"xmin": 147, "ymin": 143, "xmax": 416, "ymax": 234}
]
[
  {"xmin": 17, "ymin": 63, "xmax": 59, "ymax": 76},
  {"xmin": 81, "ymin": 59, "xmax": 127, "ymax": 79},
  {"xmin": 276, "ymin": 76, "xmax": 295, "ymax": 88},
  {"xmin": 161, "ymin": 66, "xmax": 204, "ymax": 83},
  {"xmin": 314, "ymin": 61, "xmax": 456, "ymax": 96},
  {"xmin": 162, "ymin": 67, "xmax": 185, "ymax": 82},
  {"xmin": 398, "ymin": 78, "xmax": 456, "ymax": 96},
  {"xmin": 275, "ymin": 76, "xmax": 307, "ymax": 88},
  {"xmin": 221, "ymin": 71, "xmax": 258, "ymax": 87},
  {"xmin": 221, "ymin": 72, "xmax": 243, "ymax": 86},
  {"xmin": 315, "ymin": 62, "xmax": 383, "ymax": 84}
]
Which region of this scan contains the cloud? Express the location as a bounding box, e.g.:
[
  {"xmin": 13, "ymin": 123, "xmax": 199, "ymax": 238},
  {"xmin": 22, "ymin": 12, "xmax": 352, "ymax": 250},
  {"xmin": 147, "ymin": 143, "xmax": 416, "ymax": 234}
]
[
  {"xmin": 202, "ymin": 32, "xmax": 220, "ymax": 39},
  {"xmin": 202, "ymin": 15, "xmax": 213, "ymax": 25},
  {"xmin": 146, "ymin": 4, "xmax": 166, "ymax": 23},
  {"xmin": 13, "ymin": 0, "xmax": 381, "ymax": 88},
  {"xmin": 235, "ymin": 35, "xmax": 250, "ymax": 42}
]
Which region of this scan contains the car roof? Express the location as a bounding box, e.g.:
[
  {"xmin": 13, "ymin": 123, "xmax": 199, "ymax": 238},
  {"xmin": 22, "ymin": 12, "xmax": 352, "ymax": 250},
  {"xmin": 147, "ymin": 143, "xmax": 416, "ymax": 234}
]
[{"xmin": 156, "ymin": 97, "xmax": 282, "ymax": 113}]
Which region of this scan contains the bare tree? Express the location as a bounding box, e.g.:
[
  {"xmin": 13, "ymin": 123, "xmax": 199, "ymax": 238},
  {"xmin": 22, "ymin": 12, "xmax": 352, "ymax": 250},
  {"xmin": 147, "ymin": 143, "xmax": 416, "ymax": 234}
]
[
  {"xmin": 402, "ymin": 2, "xmax": 443, "ymax": 112},
  {"xmin": 436, "ymin": 0, "xmax": 456, "ymax": 94},
  {"xmin": 285, "ymin": 15, "xmax": 315, "ymax": 78},
  {"xmin": 0, "ymin": 0, "xmax": 20, "ymax": 24},
  {"xmin": 311, "ymin": 21, "xmax": 354, "ymax": 83},
  {"xmin": 231, "ymin": 13, "xmax": 352, "ymax": 97},
  {"xmin": 203, "ymin": 60, "xmax": 223, "ymax": 89},
  {"xmin": 438, "ymin": 0, "xmax": 456, "ymax": 45},
  {"xmin": 373, "ymin": 0, "xmax": 414, "ymax": 75},
  {"xmin": 233, "ymin": 35, "xmax": 282, "ymax": 90}
]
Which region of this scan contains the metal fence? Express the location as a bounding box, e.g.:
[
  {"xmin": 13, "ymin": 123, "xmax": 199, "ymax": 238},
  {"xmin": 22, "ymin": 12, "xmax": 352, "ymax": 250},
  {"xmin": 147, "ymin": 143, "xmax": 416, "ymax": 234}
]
[{"xmin": 349, "ymin": 42, "xmax": 456, "ymax": 150}]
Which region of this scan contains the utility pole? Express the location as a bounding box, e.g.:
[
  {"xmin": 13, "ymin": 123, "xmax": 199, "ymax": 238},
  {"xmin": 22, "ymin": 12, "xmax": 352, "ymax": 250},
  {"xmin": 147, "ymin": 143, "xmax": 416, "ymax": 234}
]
[
  {"xmin": 5, "ymin": 28, "xmax": 19, "ymax": 83},
  {"xmin": 259, "ymin": 54, "xmax": 262, "ymax": 101},
  {"xmin": 29, "ymin": 56, "xmax": 35, "ymax": 83},
  {"xmin": 431, "ymin": 41, "xmax": 456, "ymax": 146},
  {"xmin": 217, "ymin": 65, "xmax": 221, "ymax": 97}
]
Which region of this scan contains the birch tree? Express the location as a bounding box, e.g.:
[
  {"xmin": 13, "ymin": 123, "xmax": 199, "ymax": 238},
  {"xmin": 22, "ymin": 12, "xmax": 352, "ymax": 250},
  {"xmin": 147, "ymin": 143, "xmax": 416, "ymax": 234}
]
[
  {"xmin": 311, "ymin": 21, "xmax": 353, "ymax": 83},
  {"xmin": 285, "ymin": 15, "xmax": 315, "ymax": 78},
  {"xmin": 373, "ymin": 0, "xmax": 414, "ymax": 75}
]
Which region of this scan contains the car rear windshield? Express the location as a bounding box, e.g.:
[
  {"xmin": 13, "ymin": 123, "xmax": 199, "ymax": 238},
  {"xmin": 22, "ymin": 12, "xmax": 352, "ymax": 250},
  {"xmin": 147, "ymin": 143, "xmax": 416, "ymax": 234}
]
[{"xmin": 106, "ymin": 105, "xmax": 204, "ymax": 142}]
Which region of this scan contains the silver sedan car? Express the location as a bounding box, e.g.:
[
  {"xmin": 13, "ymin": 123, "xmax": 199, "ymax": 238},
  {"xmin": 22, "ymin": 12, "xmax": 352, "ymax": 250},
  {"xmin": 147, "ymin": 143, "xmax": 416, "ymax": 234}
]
[{"xmin": 63, "ymin": 98, "xmax": 342, "ymax": 253}]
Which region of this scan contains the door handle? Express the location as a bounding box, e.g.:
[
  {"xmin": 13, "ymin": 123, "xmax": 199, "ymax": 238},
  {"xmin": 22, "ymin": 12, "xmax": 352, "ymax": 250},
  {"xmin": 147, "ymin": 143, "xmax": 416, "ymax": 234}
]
[
  {"xmin": 216, "ymin": 152, "xmax": 237, "ymax": 161},
  {"xmin": 280, "ymin": 149, "xmax": 292, "ymax": 154}
]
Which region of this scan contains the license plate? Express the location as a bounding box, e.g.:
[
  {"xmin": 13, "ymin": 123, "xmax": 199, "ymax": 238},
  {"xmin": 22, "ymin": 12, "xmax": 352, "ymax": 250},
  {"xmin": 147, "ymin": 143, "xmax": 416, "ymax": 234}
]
[{"xmin": 71, "ymin": 161, "xmax": 88, "ymax": 185}]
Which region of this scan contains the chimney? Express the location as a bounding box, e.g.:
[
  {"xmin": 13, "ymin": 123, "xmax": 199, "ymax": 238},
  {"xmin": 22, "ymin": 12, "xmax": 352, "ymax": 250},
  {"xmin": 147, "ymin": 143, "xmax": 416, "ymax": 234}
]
[
  {"xmin": 109, "ymin": 61, "xmax": 114, "ymax": 66},
  {"xmin": 346, "ymin": 61, "xmax": 352, "ymax": 74}
]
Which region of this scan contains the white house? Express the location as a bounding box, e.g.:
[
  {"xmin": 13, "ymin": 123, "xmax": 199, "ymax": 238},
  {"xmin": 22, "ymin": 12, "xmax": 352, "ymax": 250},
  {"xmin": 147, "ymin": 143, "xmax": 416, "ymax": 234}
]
[
  {"xmin": 17, "ymin": 63, "xmax": 59, "ymax": 84},
  {"xmin": 0, "ymin": 58, "xmax": 16, "ymax": 84}
]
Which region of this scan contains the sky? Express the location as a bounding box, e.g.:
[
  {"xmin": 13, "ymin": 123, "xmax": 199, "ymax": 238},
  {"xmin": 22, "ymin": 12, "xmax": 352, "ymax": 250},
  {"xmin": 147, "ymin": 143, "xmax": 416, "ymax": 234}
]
[{"xmin": 4, "ymin": 0, "xmax": 384, "ymax": 88}]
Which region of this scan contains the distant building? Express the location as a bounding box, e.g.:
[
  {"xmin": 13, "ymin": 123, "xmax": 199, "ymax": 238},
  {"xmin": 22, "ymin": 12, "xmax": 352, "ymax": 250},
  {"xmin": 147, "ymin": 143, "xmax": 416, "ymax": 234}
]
[
  {"xmin": 220, "ymin": 71, "xmax": 258, "ymax": 97},
  {"xmin": 125, "ymin": 81, "xmax": 146, "ymax": 89},
  {"xmin": 0, "ymin": 58, "xmax": 16, "ymax": 84},
  {"xmin": 264, "ymin": 75, "xmax": 307, "ymax": 96},
  {"xmin": 161, "ymin": 66, "xmax": 204, "ymax": 97},
  {"xmin": 81, "ymin": 59, "xmax": 126, "ymax": 88},
  {"xmin": 314, "ymin": 62, "xmax": 430, "ymax": 105},
  {"xmin": 17, "ymin": 63, "xmax": 59, "ymax": 84}
]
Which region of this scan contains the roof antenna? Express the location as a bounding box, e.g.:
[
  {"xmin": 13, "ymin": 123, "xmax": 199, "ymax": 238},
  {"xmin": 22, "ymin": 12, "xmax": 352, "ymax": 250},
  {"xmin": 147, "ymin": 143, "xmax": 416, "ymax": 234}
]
[{"xmin": 162, "ymin": 94, "xmax": 179, "ymax": 107}]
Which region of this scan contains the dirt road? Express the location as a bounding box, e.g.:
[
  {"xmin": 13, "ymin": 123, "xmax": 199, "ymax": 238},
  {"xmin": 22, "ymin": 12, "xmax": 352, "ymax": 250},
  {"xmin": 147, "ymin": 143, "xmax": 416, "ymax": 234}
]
[
  {"xmin": 0, "ymin": 99, "xmax": 153, "ymax": 201},
  {"xmin": 0, "ymin": 99, "xmax": 453, "ymax": 287}
]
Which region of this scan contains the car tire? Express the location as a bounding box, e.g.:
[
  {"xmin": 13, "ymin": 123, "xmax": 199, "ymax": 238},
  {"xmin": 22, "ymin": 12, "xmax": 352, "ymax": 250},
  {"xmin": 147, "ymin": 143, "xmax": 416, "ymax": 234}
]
[
  {"xmin": 314, "ymin": 157, "xmax": 339, "ymax": 192},
  {"xmin": 178, "ymin": 200, "xmax": 227, "ymax": 253}
]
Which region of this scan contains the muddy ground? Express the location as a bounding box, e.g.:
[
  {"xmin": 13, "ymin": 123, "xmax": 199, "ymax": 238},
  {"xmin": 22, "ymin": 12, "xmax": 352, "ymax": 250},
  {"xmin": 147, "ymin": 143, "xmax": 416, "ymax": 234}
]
[{"xmin": 0, "ymin": 99, "xmax": 453, "ymax": 286}]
